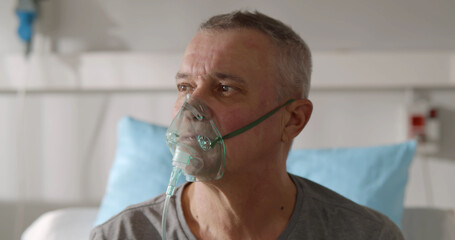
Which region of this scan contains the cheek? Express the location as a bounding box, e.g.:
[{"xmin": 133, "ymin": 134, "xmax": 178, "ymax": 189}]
[
  {"xmin": 215, "ymin": 108, "xmax": 251, "ymax": 136},
  {"xmin": 216, "ymin": 100, "xmax": 272, "ymax": 135},
  {"xmin": 171, "ymin": 97, "xmax": 185, "ymax": 118},
  {"xmin": 171, "ymin": 108, "xmax": 178, "ymax": 118}
]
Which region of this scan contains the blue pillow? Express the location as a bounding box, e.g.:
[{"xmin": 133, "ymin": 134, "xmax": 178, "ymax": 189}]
[
  {"xmin": 95, "ymin": 116, "xmax": 416, "ymax": 228},
  {"xmin": 94, "ymin": 117, "xmax": 185, "ymax": 226},
  {"xmin": 287, "ymin": 141, "xmax": 416, "ymax": 227}
]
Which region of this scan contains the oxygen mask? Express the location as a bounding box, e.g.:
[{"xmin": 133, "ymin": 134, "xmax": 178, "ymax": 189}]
[
  {"xmin": 165, "ymin": 94, "xmax": 225, "ymax": 182},
  {"xmin": 161, "ymin": 94, "xmax": 295, "ymax": 240}
]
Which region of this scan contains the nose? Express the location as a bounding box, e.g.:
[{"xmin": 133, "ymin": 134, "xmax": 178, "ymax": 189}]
[
  {"xmin": 183, "ymin": 103, "xmax": 204, "ymax": 121},
  {"xmin": 190, "ymin": 82, "xmax": 211, "ymax": 103},
  {"xmin": 187, "ymin": 80, "xmax": 215, "ymax": 116},
  {"xmin": 183, "ymin": 109, "xmax": 200, "ymax": 123},
  {"xmin": 185, "ymin": 95, "xmax": 214, "ymax": 120}
]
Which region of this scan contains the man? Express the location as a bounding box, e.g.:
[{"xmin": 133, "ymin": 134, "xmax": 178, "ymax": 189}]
[{"xmin": 90, "ymin": 11, "xmax": 403, "ymax": 239}]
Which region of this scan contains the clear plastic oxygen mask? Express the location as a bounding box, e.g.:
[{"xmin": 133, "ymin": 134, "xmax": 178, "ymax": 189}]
[
  {"xmin": 161, "ymin": 94, "xmax": 226, "ymax": 240},
  {"xmin": 166, "ymin": 94, "xmax": 226, "ymax": 183},
  {"xmin": 161, "ymin": 94, "xmax": 295, "ymax": 240}
]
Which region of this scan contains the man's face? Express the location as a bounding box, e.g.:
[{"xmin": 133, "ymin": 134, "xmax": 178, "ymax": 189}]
[{"xmin": 174, "ymin": 29, "xmax": 286, "ymax": 173}]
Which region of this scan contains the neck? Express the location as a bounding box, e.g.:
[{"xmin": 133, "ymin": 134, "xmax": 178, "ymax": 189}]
[{"xmin": 181, "ymin": 161, "xmax": 296, "ymax": 239}]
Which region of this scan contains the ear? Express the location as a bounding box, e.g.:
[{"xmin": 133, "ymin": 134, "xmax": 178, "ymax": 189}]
[{"xmin": 281, "ymin": 99, "xmax": 313, "ymax": 142}]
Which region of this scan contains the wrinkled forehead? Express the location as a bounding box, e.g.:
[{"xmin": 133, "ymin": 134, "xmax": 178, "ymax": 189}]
[{"xmin": 180, "ymin": 29, "xmax": 276, "ymax": 77}]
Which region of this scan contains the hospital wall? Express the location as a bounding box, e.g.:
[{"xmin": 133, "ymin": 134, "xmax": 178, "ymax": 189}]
[
  {"xmin": 2, "ymin": 56, "xmax": 455, "ymax": 240},
  {"xmin": 1, "ymin": 0, "xmax": 455, "ymax": 239},
  {"xmin": 1, "ymin": 53, "xmax": 454, "ymax": 206}
]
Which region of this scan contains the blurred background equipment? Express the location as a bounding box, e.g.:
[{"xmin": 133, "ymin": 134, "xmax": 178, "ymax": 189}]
[{"xmin": 15, "ymin": 0, "xmax": 38, "ymax": 56}]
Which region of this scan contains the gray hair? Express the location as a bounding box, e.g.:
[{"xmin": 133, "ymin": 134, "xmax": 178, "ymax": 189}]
[{"xmin": 200, "ymin": 10, "xmax": 312, "ymax": 100}]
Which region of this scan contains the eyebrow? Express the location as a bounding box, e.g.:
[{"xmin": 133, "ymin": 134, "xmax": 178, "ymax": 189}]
[
  {"xmin": 175, "ymin": 72, "xmax": 246, "ymax": 85},
  {"xmin": 175, "ymin": 72, "xmax": 190, "ymax": 80},
  {"xmin": 213, "ymin": 72, "xmax": 246, "ymax": 85}
]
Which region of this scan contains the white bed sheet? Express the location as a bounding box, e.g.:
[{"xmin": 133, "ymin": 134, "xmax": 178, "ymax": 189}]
[{"xmin": 21, "ymin": 208, "xmax": 98, "ymax": 240}]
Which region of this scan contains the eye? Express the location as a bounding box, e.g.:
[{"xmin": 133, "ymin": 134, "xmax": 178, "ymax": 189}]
[
  {"xmin": 177, "ymin": 84, "xmax": 191, "ymax": 92},
  {"xmin": 220, "ymin": 85, "xmax": 232, "ymax": 92},
  {"xmin": 218, "ymin": 84, "xmax": 237, "ymax": 93}
]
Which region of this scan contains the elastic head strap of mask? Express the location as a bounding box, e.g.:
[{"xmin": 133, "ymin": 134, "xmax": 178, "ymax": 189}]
[{"xmin": 210, "ymin": 99, "xmax": 295, "ymax": 147}]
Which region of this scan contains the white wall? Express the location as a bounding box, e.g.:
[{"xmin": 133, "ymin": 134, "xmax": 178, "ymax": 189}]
[
  {"xmin": 3, "ymin": 87, "xmax": 455, "ymax": 240},
  {"xmin": 0, "ymin": 0, "xmax": 24, "ymax": 54},
  {"xmin": 1, "ymin": 0, "xmax": 455, "ymax": 239},
  {"xmin": 1, "ymin": 52, "xmax": 454, "ymax": 204},
  {"xmin": 3, "ymin": 84, "xmax": 455, "ymax": 203},
  {"xmin": 2, "ymin": 0, "xmax": 455, "ymax": 54}
]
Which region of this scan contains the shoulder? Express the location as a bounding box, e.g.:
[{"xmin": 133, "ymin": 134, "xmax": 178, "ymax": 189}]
[
  {"xmin": 103, "ymin": 193, "xmax": 167, "ymax": 226},
  {"xmin": 89, "ymin": 193, "xmax": 168, "ymax": 240},
  {"xmin": 290, "ymin": 174, "xmax": 404, "ymax": 239}
]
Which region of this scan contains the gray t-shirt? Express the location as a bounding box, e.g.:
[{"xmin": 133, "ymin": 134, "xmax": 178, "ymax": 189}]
[{"xmin": 90, "ymin": 174, "xmax": 404, "ymax": 239}]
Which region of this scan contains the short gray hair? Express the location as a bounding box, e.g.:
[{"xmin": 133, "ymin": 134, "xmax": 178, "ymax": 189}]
[{"xmin": 200, "ymin": 10, "xmax": 312, "ymax": 100}]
